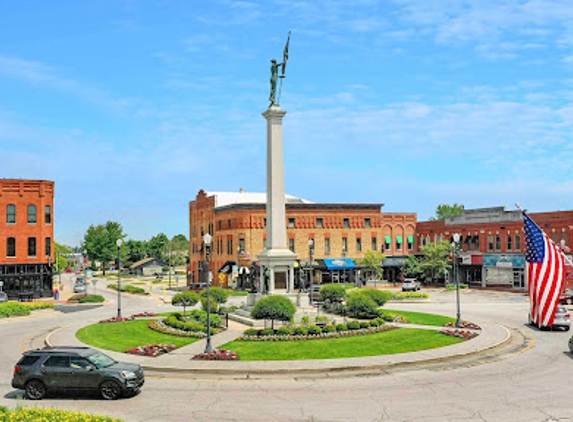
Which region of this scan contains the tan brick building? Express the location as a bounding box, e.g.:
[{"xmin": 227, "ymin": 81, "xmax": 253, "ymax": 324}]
[
  {"xmin": 0, "ymin": 179, "xmax": 55, "ymax": 299},
  {"xmin": 188, "ymin": 189, "xmax": 416, "ymax": 288}
]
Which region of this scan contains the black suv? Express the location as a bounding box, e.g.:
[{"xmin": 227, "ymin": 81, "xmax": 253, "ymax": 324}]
[{"xmin": 12, "ymin": 346, "xmax": 144, "ymax": 400}]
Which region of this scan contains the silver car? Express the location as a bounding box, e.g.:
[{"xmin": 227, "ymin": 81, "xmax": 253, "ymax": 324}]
[
  {"xmin": 402, "ymin": 278, "xmax": 421, "ymax": 292},
  {"xmin": 0, "ymin": 291, "xmax": 7, "ymax": 303},
  {"xmin": 73, "ymin": 283, "xmax": 87, "ymax": 294},
  {"xmin": 529, "ymin": 305, "xmax": 570, "ymax": 331}
]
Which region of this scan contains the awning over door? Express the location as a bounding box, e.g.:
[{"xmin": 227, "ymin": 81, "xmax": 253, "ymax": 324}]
[
  {"xmin": 218, "ymin": 261, "xmax": 236, "ymax": 274},
  {"xmin": 323, "ymin": 258, "xmax": 355, "ymax": 270}
]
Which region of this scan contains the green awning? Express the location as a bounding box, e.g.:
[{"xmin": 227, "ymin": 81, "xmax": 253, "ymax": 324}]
[
  {"xmin": 396, "ymin": 235, "xmax": 403, "ymax": 244},
  {"xmin": 384, "ymin": 235, "xmax": 391, "ymax": 244},
  {"xmin": 407, "ymin": 235, "xmax": 414, "ymax": 243}
]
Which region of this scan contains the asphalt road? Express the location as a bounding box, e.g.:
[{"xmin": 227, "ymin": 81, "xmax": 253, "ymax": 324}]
[{"xmin": 1, "ymin": 279, "xmax": 572, "ymax": 422}]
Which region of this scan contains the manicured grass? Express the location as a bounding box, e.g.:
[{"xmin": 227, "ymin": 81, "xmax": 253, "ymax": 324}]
[
  {"xmin": 76, "ymin": 319, "xmax": 198, "ymax": 353},
  {"xmin": 222, "ymin": 328, "xmax": 463, "ymax": 361},
  {"xmin": 384, "ymin": 309, "xmax": 456, "ymax": 326}
]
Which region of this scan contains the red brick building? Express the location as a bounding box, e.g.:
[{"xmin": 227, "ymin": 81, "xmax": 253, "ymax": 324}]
[
  {"xmin": 0, "ymin": 179, "xmax": 55, "ymax": 299},
  {"xmin": 188, "ymin": 189, "xmax": 417, "ymax": 288},
  {"xmin": 416, "ymin": 207, "xmax": 573, "ymax": 290}
]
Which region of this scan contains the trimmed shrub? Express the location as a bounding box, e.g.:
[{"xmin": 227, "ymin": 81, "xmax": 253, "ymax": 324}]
[
  {"xmin": 78, "ymin": 294, "xmax": 105, "ymax": 303},
  {"xmin": 307, "ymin": 324, "xmax": 322, "ymax": 335},
  {"xmin": 0, "ymin": 302, "xmax": 31, "ymax": 318},
  {"xmin": 22, "ymin": 302, "xmax": 55, "ymax": 310},
  {"xmin": 315, "ymin": 315, "xmax": 329, "ymax": 324},
  {"xmin": 293, "ymin": 326, "xmax": 308, "ymax": 335},
  {"xmin": 259, "ymin": 328, "xmax": 275, "ymax": 336},
  {"xmin": 243, "ymin": 328, "xmax": 259, "ymax": 336},
  {"xmin": 322, "ymin": 324, "xmax": 336, "ymax": 333},
  {"xmin": 336, "ymin": 323, "xmax": 348, "ymax": 332},
  {"xmin": 276, "ymin": 326, "xmax": 293, "ymax": 336},
  {"xmin": 319, "ymin": 283, "xmax": 347, "ymax": 303},
  {"xmin": 369, "ymin": 319, "xmax": 380, "ymax": 327},
  {"xmin": 172, "ymin": 290, "xmax": 199, "ymax": 314},
  {"xmin": 300, "ymin": 315, "xmax": 311, "ymax": 326},
  {"xmin": 346, "ymin": 292, "xmax": 379, "ymax": 319},
  {"xmin": 446, "ymin": 283, "xmax": 468, "ymax": 291},
  {"xmin": 347, "ymin": 321, "xmax": 360, "ymax": 330},
  {"xmin": 201, "ymin": 296, "xmax": 219, "ymax": 313},
  {"xmin": 200, "ymin": 286, "xmax": 231, "ymax": 304},
  {"xmin": 250, "ymin": 295, "xmax": 297, "ymax": 329},
  {"xmin": 359, "ymin": 321, "xmax": 370, "ymax": 329},
  {"xmin": 361, "ymin": 289, "xmax": 394, "ymax": 306},
  {"xmin": 393, "ymin": 292, "xmax": 430, "ymax": 300}
]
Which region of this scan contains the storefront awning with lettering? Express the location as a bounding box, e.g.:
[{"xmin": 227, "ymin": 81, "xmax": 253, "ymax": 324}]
[{"xmin": 323, "ymin": 258, "xmax": 355, "ymax": 270}]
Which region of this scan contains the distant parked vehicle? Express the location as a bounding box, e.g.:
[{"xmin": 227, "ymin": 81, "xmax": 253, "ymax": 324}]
[
  {"xmin": 529, "ymin": 305, "xmax": 570, "ymax": 331},
  {"xmin": 559, "ymin": 290, "xmax": 573, "ymax": 305},
  {"xmin": 73, "ymin": 283, "xmax": 87, "ymax": 294},
  {"xmin": 0, "ymin": 291, "xmax": 8, "ymax": 303},
  {"xmin": 401, "ymin": 278, "xmax": 421, "ymax": 292}
]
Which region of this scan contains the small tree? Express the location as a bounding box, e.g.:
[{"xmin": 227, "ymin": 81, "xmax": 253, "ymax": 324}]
[
  {"xmin": 419, "ymin": 241, "xmax": 452, "ymax": 283},
  {"xmin": 404, "ymin": 254, "xmax": 422, "ymax": 278},
  {"xmin": 319, "ymin": 283, "xmax": 347, "ymax": 303},
  {"xmin": 200, "ymin": 287, "xmax": 230, "ymax": 306},
  {"xmin": 345, "ymin": 291, "xmax": 378, "ymax": 319},
  {"xmin": 171, "ymin": 290, "xmax": 199, "ymax": 316},
  {"xmin": 355, "ymin": 251, "xmax": 385, "ymax": 286},
  {"xmin": 361, "ymin": 289, "xmax": 393, "ymax": 306},
  {"xmin": 250, "ymin": 295, "xmax": 296, "ymax": 330}
]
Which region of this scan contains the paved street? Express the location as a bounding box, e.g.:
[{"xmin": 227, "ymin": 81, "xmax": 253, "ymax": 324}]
[{"xmin": 2, "ymin": 281, "xmax": 573, "ymax": 421}]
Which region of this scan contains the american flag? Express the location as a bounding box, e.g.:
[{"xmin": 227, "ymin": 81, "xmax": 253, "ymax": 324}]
[{"xmin": 524, "ymin": 211, "xmax": 565, "ymax": 327}]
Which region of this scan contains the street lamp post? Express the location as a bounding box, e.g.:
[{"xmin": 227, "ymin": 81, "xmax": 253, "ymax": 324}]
[
  {"xmin": 203, "ymin": 233, "xmax": 213, "ymax": 354},
  {"xmin": 83, "ymin": 249, "xmax": 87, "ymax": 280},
  {"xmin": 308, "ymin": 239, "xmax": 314, "ymax": 305},
  {"xmin": 451, "ymin": 233, "xmax": 462, "ymax": 327},
  {"xmin": 116, "ymin": 239, "xmax": 123, "ymax": 319},
  {"xmin": 168, "ymin": 241, "xmax": 172, "ymax": 290}
]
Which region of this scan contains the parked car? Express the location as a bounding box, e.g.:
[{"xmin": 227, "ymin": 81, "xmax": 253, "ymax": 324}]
[
  {"xmin": 12, "ymin": 346, "xmax": 144, "ymax": 400},
  {"xmin": 0, "ymin": 291, "xmax": 7, "ymax": 303},
  {"xmin": 560, "ymin": 290, "xmax": 573, "ymax": 305},
  {"xmin": 529, "ymin": 305, "xmax": 570, "ymax": 331},
  {"xmin": 401, "ymin": 278, "xmax": 421, "ymax": 292},
  {"xmin": 73, "ymin": 283, "xmax": 87, "ymax": 293}
]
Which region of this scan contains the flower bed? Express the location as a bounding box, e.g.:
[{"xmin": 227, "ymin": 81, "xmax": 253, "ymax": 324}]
[
  {"xmin": 99, "ymin": 311, "xmax": 157, "ymax": 323},
  {"xmin": 237, "ymin": 324, "xmax": 397, "ymax": 341},
  {"xmin": 126, "ymin": 343, "xmax": 176, "ymax": 357},
  {"xmin": 440, "ymin": 329, "xmax": 479, "ymax": 340},
  {"xmin": 444, "ymin": 321, "xmax": 481, "ymax": 330},
  {"xmin": 148, "ymin": 320, "xmax": 207, "ymax": 338},
  {"xmin": 192, "ymin": 349, "xmax": 239, "ymax": 360}
]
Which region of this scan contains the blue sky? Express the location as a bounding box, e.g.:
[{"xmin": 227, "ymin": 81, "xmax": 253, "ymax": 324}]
[{"xmin": 2, "ymin": 0, "xmax": 573, "ymax": 247}]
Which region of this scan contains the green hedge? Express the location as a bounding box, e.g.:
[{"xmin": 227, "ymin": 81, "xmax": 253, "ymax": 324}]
[
  {"xmin": 0, "ymin": 406, "xmax": 122, "ymax": 421},
  {"xmin": 0, "ymin": 302, "xmax": 31, "ymax": 318},
  {"xmin": 392, "ymin": 292, "xmax": 430, "ymax": 299},
  {"xmin": 446, "ymin": 283, "xmax": 469, "ymax": 290},
  {"xmin": 108, "ymin": 284, "xmax": 147, "ymax": 294}
]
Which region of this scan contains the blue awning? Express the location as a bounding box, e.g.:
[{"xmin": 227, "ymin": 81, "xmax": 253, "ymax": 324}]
[{"xmin": 323, "ymin": 258, "xmax": 355, "ymax": 270}]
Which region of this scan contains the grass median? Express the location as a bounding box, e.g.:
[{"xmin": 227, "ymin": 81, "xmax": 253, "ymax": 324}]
[
  {"xmin": 383, "ymin": 309, "xmax": 456, "ymax": 326},
  {"xmin": 221, "ymin": 328, "xmax": 464, "ymax": 361},
  {"xmin": 76, "ymin": 319, "xmax": 198, "ymax": 353}
]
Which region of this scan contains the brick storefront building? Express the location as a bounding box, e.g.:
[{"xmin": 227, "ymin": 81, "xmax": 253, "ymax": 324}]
[
  {"xmin": 416, "ymin": 207, "xmax": 573, "ymax": 290},
  {"xmin": 188, "ymin": 190, "xmax": 417, "ymax": 288},
  {"xmin": 0, "ymin": 179, "xmax": 54, "ymax": 300}
]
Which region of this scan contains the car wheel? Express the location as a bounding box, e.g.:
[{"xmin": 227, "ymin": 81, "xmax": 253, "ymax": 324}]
[
  {"xmin": 25, "ymin": 379, "xmax": 46, "ymax": 400},
  {"xmin": 100, "ymin": 380, "xmax": 122, "ymax": 400}
]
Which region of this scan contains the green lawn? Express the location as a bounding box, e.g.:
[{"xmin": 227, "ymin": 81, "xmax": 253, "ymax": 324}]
[
  {"xmin": 384, "ymin": 309, "xmax": 456, "ymax": 326},
  {"xmin": 76, "ymin": 319, "xmax": 198, "ymax": 352},
  {"xmin": 222, "ymin": 328, "xmax": 463, "ymax": 361}
]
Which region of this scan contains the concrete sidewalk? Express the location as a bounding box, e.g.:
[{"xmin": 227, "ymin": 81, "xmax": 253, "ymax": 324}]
[{"xmin": 43, "ymin": 317, "xmax": 512, "ymax": 378}]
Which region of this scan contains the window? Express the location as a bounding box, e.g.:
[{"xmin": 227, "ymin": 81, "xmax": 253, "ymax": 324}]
[
  {"xmin": 192, "ymin": 226, "xmax": 197, "ymax": 237},
  {"xmin": 316, "ymin": 218, "xmax": 324, "ymax": 228},
  {"xmin": 28, "ymin": 237, "xmax": 37, "ymax": 256},
  {"xmin": 495, "ymin": 234, "xmax": 501, "ymax": 251},
  {"xmin": 239, "ymin": 238, "xmax": 245, "ymax": 250},
  {"xmin": 371, "ymin": 236, "xmax": 377, "ymax": 251},
  {"xmin": 407, "ymin": 235, "xmax": 413, "ymax": 250},
  {"xmin": 200, "ymin": 226, "xmax": 204, "ymax": 236},
  {"xmin": 228, "ymin": 219, "xmax": 232, "ymax": 229},
  {"xmin": 343, "ymin": 218, "xmax": 350, "ymax": 228},
  {"xmin": 364, "ymin": 218, "xmax": 371, "ymax": 228},
  {"xmin": 288, "ymin": 218, "xmax": 296, "ymax": 228},
  {"xmin": 515, "ymin": 233, "xmax": 522, "ymax": 251},
  {"xmin": 395, "ymin": 235, "xmax": 403, "ymax": 251},
  {"xmin": 6, "ymin": 204, "xmax": 15, "ymax": 224},
  {"xmin": 208, "ymin": 223, "xmax": 213, "ymax": 235},
  {"xmin": 385, "ymin": 236, "xmax": 391, "ymax": 251},
  {"xmin": 325, "ymin": 238, "xmax": 331, "ymax": 255},
  {"xmin": 264, "ymin": 218, "xmax": 267, "ymax": 227},
  {"xmin": 289, "ymin": 238, "xmax": 295, "ymax": 252},
  {"xmin": 7, "ymin": 238, "xmax": 15, "ymax": 257},
  {"xmin": 45, "ymin": 205, "xmax": 51, "ymax": 224},
  {"xmin": 28, "ymin": 205, "xmax": 37, "ymax": 223},
  {"xmin": 44, "ymin": 356, "xmax": 70, "ymax": 368},
  {"xmin": 356, "ymin": 237, "xmax": 362, "ymax": 253},
  {"xmin": 342, "ymin": 237, "xmax": 348, "ymax": 254},
  {"xmin": 228, "ymin": 239, "xmax": 234, "ymax": 255},
  {"xmin": 218, "ymin": 221, "xmax": 222, "ymax": 230},
  {"xmin": 551, "ymin": 231, "xmax": 559, "ymax": 243},
  {"xmin": 506, "ymin": 234, "xmax": 512, "ymax": 251},
  {"xmin": 45, "ymin": 237, "xmax": 51, "ymax": 258}
]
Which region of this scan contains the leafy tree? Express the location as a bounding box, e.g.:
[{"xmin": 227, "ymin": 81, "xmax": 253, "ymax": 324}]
[
  {"xmin": 147, "ymin": 233, "xmax": 169, "ymax": 260},
  {"xmin": 429, "ymin": 203, "xmax": 464, "ymax": 221},
  {"xmin": 171, "ymin": 291, "xmax": 199, "ymax": 316},
  {"xmin": 200, "ymin": 287, "xmax": 230, "ymax": 305},
  {"xmin": 53, "ymin": 242, "xmax": 73, "ymax": 273},
  {"xmin": 125, "ymin": 239, "xmax": 147, "ymax": 264},
  {"xmin": 169, "ymin": 234, "xmax": 190, "ymax": 266},
  {"xmin": 404, "ymin": 254, "xmax": 422, "ymax": 278},
  {"xmin": 82, "ymin": 221, "xmax": 126, "ymax": 275},
  {"xmin": 250, "ymin": 295, "xmax": 297, "ymax": 329},
  {"xmin": 418, "ymin": 241, "xmax": 452, "ymax": 283},
  {"xmin": 355, "ymin": 251, "xmax": 385, "ymax": 285}
]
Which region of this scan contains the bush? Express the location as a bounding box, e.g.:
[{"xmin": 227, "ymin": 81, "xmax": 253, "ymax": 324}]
[
  {"xmin": 446, "ymin": 283, "xmax": 468, "ymax": 291},
  {"xmin": 243, "ymin": 328, "xmax": 258, "ymax": 337},
  {"xmin": 322, "ymin": 324, "xmax": 336, "ymax": 333},
  {"xmin": 347, "ymin": 321, "xmax": 360, "ymax": 330},
  {"xmin": 300, "ymin": 315, "xmax": 311, "ymax": 326},
  {"xmin": 293, "ymin": 326, "xmax": 308, "ymax": 335},
  {"xmin": 346, "ymin": 292, "xmax": 379, "ymax": 319},
  {"xmin": 319, "ymin": 283, "xmax": 347, "ymax": 303},
  {"xmin": 393, "ymin": 292, "xmax": 430, "ymax": 300},
  {"xmin": 22, "ymin": 301, "xmax": 55, "ymax": 310},
  {"xmin": 0, "ymin": 302, "xmax": 31, "ymax": 318},
  {"xmin": 0, "ymin": 406, "xmax": 122, "ymax": 421},
  {"xmin": 200, "ymin": 286, "xmax": 230, "ymax": 304},
  {"xmin": 359, "ymin": 321, "xmax": 370, "ymax": 329},
  {"xmin": 108, "ymin": 283, "xmax": 147, "ymax": 294},
  {"xmin": 172, "ymin": 291, "xmax": 199, "ymax": 312},
  {"xmin": 250, "ymin": 295, "xmax": 297, "ymax": 328},
  {"xmin": 307, "ymin": 324, "xmax": 322, "ymax": 335},
  {"xmin": 276, "ymin": 326, "xmax": 293, "ymax": 336},
  {"xmin": 259, "ymin": 328, "xmax": 275, "ymax": 336},
  {"xmin": 361, "ymin": 289, "xmax": 394, "ymax": 306},
  {"xmin": 336, "ymin": 323, "xmax": 348, "ymax": 332},
  {"xmin": 201, "ymin": 296, "xmax": 219, "ymax": 313},
  {"xmin": 315, "ymin": 315, "xmax": 329, "ymax": 324},
  {"xmin": 369, "ymin": 319, "xmax": 380, "ymax": 327},
  {"xmin": 78, "ymin": 294, "xmax": 105, "ymax": 303}
]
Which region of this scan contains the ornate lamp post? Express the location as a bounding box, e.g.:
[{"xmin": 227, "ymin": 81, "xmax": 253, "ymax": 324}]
[
  {"xmin": 116, "ymin": 239, "xmax": 123, "ymax": 319},
  {"xmin": 451, "ymin": 233, "xmax": 462, "ymax": 327},
  {"xmin": 308, "ymin": 238, "xmax": 314, "ymax": 305},
  {"xmin": 203, "ymin": 233, "xmax": 213, "ymax": 353}
]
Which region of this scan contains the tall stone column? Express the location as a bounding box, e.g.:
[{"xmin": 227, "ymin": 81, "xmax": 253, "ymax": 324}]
[{"xmin": 257, "ymin": 105, "xmax": 297, "ymax": 293}]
